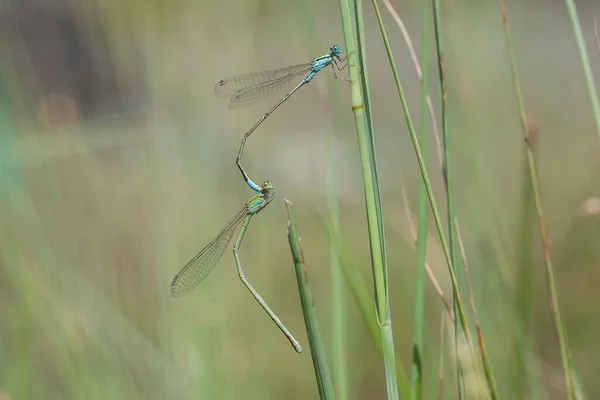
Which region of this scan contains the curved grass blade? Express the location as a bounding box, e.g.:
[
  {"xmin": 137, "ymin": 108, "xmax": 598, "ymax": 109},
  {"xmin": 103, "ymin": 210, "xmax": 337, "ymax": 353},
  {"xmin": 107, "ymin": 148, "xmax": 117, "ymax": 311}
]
[{"xmin": 170, "ymin": 206, "xmax": 248, "ymax": 298}]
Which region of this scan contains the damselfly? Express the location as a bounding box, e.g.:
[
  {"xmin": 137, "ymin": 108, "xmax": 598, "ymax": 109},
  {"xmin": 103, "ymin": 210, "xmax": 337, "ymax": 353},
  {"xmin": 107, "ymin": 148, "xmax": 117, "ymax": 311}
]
[
  {"xmin": 170, "ymin": 180, "xmax": 302, "ymax": 353},
  {"xmin": 215, "ymin": 45, "xmax": 348, "ymax": 192}
]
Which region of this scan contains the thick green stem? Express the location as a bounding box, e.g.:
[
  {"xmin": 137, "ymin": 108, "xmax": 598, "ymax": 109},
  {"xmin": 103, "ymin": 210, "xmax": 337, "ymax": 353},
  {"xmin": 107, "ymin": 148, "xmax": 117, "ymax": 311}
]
[{"xmin": 338, "ymin": 0, "xmax": 400, "ymax": 398}]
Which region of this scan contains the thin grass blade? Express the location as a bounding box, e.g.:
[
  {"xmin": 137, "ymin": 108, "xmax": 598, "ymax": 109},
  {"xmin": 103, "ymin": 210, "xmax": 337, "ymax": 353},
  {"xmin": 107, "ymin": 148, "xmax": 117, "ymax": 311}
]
[
  {"xmin": 411, "ymin": 0, "xmax": 430, "ymax": 398},
  {"xmin": 498, "ymin": 2, "xmax": 576, "ymax": 398},
  {"xmin": 285, "ymin": 200, "xmax": 335, "ymax": 400},
  {"xmin": 562, "ymin": 0, "xmax": 600, "ymax": 141},
  {"xmin": 430, "ymin": 1, "xmax": 468, "ymax": 398}
]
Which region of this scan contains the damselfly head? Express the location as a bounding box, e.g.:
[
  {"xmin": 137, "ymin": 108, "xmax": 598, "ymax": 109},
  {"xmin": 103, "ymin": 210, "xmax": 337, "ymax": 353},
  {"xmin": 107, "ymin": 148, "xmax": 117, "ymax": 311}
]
[
  {"xmin": 261, "ymin": 180, "xmax": 274, "ymax": 191},
  {"xmin": 258, "ymin": 181, "xmax": 275, "ymax": 212},
  {"xmin": 330, "ymin": 45, "xmax": 342, "ymax": 56}
]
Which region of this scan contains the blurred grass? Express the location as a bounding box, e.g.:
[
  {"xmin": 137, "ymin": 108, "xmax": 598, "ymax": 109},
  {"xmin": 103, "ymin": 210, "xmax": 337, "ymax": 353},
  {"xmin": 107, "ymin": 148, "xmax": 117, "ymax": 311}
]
[{"xmin": 1, "ymin": 0, "xmax": 600, "ymax": 399}]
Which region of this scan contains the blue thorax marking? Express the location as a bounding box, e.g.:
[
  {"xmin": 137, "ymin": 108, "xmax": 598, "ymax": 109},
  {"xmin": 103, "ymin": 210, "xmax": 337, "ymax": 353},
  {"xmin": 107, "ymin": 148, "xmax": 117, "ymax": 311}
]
[{"xmin": 310, "ymin": 55, "xmax": 333, "ymax": 75}]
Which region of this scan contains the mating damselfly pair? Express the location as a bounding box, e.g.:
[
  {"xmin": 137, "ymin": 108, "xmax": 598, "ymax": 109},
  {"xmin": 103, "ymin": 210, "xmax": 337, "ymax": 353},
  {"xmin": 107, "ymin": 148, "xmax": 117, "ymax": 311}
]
[{"xmin": 170, "ymin": 45, "xmax": 348, "ymax": 353}]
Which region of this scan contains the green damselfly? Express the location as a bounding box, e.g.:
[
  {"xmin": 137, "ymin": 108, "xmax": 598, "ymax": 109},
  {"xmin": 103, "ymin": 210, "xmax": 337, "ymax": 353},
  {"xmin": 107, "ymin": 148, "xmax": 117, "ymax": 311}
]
[{"xmin": 170, "ymin": 180, "xmax": 302, "ymax": 353}]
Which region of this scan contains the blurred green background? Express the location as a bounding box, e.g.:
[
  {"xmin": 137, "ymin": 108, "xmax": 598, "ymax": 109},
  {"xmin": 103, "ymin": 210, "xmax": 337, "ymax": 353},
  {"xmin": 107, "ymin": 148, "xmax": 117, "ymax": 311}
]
[{"xmin": 1, "ymin": 0, "xmax": 600, "ymax": 399}]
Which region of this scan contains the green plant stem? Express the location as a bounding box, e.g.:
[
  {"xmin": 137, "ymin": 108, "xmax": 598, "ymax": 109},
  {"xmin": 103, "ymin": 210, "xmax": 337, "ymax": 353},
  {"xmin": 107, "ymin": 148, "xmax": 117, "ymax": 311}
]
[
  {"xmin": 286, "ymin": 200, "xmax": 335, "ymax": 400},
  {"xmin": 367, "ymin": 0, "xmax": 501, "ymax": 398},
  {"xmin": 340, "ymin": 0, "xmax": 386, "ymax": 329},
  {"xmin": 368, "ymin": 0, "xmax": 469, "ymax": 356},
  {"xmin": 563, "ymin": 0, "xmax": 600, "ymax": 141},
  {"xmin": 499, "ymin": 2, "xmax": 574, "ymax": 399},
  {"xmin": 287, "ymin": 0, "xmax": 351, "ymax": 395},
  {"xmin": 326, "ymin": 220, "xmax": 412, "ymax": 399},
  {"xmin": 379, "ymin": 3, "xmax": 498, "ymax": 396},
  {"xmin": 430, "ymin": 2, "xmax": 465, "ymax": 398},
  {"xmin": 327, "ymin": 137, "xmax": 349, "ymax": 400},
  {"xmin": 433, "ymin": 1, "xmax": 499, "ymax": 393},
  {"xmin": 571, "ymin": 366, "xmax": 587, "ymax": 400},
  {"xmin": 514, "ymin": 127, "xmax": 537, "ymax": 397},
  {"xmin": 411, "ymin": 1, "xmax": 429, "ymax": 399},
  {"xmin": 338, "ymin": 0, "xmax": 399, "ymax": 398}
]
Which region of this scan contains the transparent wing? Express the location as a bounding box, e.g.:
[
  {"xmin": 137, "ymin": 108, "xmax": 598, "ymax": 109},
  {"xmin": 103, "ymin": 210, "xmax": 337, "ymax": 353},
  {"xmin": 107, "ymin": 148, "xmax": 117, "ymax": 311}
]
[
  {"xmin": 170, "ymin": 206, "xmax": 248, "ymax": 298},
  {"xmin": 214, "ymin": 63, "xmax": 312, "ymax": 108},
  {"xmin": 227, "ymin": 70, "xmax": 312, "ymax": 109}
]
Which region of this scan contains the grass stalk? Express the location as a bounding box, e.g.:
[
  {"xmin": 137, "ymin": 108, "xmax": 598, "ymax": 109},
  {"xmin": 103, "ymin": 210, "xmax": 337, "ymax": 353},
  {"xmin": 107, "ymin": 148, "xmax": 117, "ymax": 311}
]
[
  {"xmin": 368, "ymin": 0, "xmax": 501, "ymax": 397},
  {"xmin": 326, "ymin": 219, "xmax": 412, "ymax": 399},
  {"xmin": 571, "ymin": 366, "xmax": 587, "ymax": 400},
  {"xmin": 285, "ymin": 200, "xmax": 335, "ymax": 400},
  {"xmin": 327, "ymin": 222, "xmax": 381, "ymax": 344},
  {"xmin": 399, "ymin": 179, "xmax": 453, "ymax": 318},
  {"xmin": 514, "ymin": 123, "xmax": 538, "ymax": 397},
  {"xmin": 329, "ymin": 223, "xmax": 348, "ymax": 400},
  {"xmin": 411, "ymin": 1, "xmax": 430, "ymax": 398},
  {"xmin": 499, "ymin": 1, "xmax": 575, "ymax": 398},
  {"xmin": 287, "ymin": 0, "xmax": 350, "ymax": 396},
  {"xmin": 430, "ymin": 1, "xmax": 466, "ymax": 397},
  {"xmin": 454, "ymin": 223, "xmax": 499, "ymax": 398},
  {"xmin": 562, "ymin": 0, "xmax": 600, "ymax": 141},
  {"xmin": 338, "ymin": 0, "xmax": 399, "ymax": 398},
  {"xmin": 0, "ymin": 91, "xmax": 20, "ymax": 192},
  {"xmin": 381, "ymin": 0, "xmax": 443, "ymax": 167},
  {"xmin": 369, "ymin": 0, "xmax": 468, "ymax": 370},
  {"xmin": 326, "ymin": 136, "xmax": 349, "ymax": 400},
  {"xmin": 595, "ymin": 19, "xmax": 600, "ymax": 57},
  {"xmin": 432, "ymin": 4, "xmax": 499, "ymax": 394},
  {"xmin": 380, "ymin": 2, "xmax": 498, "ymax": 396},
  {"xmin": 437, "ymin": 314, "xmax": 446, "ymax": 400}
]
